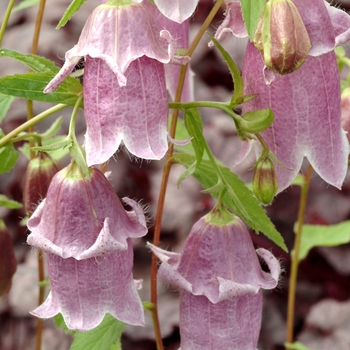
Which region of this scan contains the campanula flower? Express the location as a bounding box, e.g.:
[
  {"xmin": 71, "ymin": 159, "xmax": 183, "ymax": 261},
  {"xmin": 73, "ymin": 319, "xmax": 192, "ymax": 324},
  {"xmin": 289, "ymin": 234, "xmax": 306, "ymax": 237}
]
[
  {"xmin": 27, "ymin": 163, "xmax": 147, "ymax": 331},
  {"xmin": 215, "ymin": 0, "xmax": 350, "ymax": 191},
  {"xmin": 44, "ymin": 1, "xmax": 183, "ymax": 165},
  {"xmin": 149, "ymin": 209, "xmax": 280, "ymax": 350}
]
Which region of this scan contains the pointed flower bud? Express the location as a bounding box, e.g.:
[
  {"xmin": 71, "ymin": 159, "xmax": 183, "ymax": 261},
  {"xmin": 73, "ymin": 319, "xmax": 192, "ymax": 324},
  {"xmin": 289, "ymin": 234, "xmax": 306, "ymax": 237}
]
[
  {"xmin": 149, "ymin": 209, "xmax": 280, "ymax": 350},
  {"xmin": 23, "ymin": 152, "xmax": 59, "ymax": 215},
  {"xmin": 252, "ymin": 156, "xmax": 278, "ymax": 205},
  {"xmin": 27, "ymin": 163, "xmax": 148, "ymax": 331},
  {"xmin": 254, "ymin": 0, "xmax": 311, "ymax": 75}
]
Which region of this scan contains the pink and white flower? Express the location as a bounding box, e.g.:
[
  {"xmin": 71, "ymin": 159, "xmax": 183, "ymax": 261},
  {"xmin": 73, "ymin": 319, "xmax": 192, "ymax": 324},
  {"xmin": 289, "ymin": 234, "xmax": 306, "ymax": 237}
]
[
  {"xmin": 27, "ymin": 163, "xmax": 148, "ymax": 331},
  {"xmin": 149, "ymin": 210, "xmax": 280, "ymax": 350}
]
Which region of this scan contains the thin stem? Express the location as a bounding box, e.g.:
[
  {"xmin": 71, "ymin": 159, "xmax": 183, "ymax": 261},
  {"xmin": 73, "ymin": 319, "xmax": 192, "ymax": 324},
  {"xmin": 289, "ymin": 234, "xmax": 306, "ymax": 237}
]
[
  {"xmin": 0, "ymin": 104, "xmax": 68, "ymax": 147},
  {"xmin": 0, "ymin": 0, "xmax": 16, "ymax": 46},
  {"xmin": 150, "ymin": 2, "xmax": 224, "ymax": 349},
  {"xmin": 286, "ymin": 164, "xmax": 313, "ymax": 346}
]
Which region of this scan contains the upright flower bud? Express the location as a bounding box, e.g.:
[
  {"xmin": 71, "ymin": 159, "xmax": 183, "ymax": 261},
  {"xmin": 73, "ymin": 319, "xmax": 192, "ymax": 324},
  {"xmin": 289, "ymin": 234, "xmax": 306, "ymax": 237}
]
[
  {"xmin": 23, "ymin": 152, "xmax": 59, "ymax": 215},
  {"xmin": 252, "ymin": 156, "xmax": 278, "ymax": 205},
  {"xmin": 254, "ymin": 0, "xmax": 311, "ymax": 75}
]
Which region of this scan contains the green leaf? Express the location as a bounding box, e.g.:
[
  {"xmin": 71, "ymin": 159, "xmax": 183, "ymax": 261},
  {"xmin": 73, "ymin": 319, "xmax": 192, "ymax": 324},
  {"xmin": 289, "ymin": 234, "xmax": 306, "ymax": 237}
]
[
  {"xmin": 173, "ymin": 153, "xmax": 287, "ymax": 251},
  {"xmin": 0, "ymin": 72, "xmax": 82, "ymax": 106},
  {"xmin": 70, "ymin": 314, "xmax": 125, "ymax": 350},
  {"xmin": 0, "ymin": 130, "xmax": 19, "ymax": 174},
  {"xmin": 0, "ymin": 194, "xmax": 23, "ymax": 209},
  {"xmin": 298, "ymin": 221, "xmax": 350, "ymax": 261},
  {"xmin": 0, "ymin": 48, "xmax": 59, "ymax": 73},
  {"xmin": 285, "ymin": 341, "xmax": 311, "ymax": 350},
  {"xmin": 184, "ymin": 108, "xmax": 204, "ymax": 167},
  {"xmin": 208, "ymin": 33, "xmax": 244, "ymax": 105},
  {"xmin": 57, "ymin": 0, "xmax": 88, "ymax": 29},
  {"xmin": 20, "ymin": 136, "xmax": 72, "ymax": 161},
  {"xmin": 12, "ymin": 0, "xmax": 40, "ymax": 12},
  {"xmin": 0, "ymin": 93, "xmax": 14, "ymax": 123},
  {"xmin": 239, "ymin": 0, "xmax": 265, "ymax": 40}
]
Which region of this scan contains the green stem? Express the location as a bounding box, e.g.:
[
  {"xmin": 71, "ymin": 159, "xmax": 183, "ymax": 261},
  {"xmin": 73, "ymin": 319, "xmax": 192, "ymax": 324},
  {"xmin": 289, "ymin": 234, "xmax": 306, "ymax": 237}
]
[
  {"xmin": 286, "ymin": 164, "xmax": 313, "ymax": 347},
  {"xmin": 0, "ymin": 104, "xmax": 68, "ymax": 148},
  {"xmin": 68, "ymin": 96, "xmax": 82, "ymax": 141},
  {"xmin": 169, "ymin": 101, "xmax": 241, "ymax": 123},
  {"xmin": 10, "ymin": 133, "xmax": 42, "ymax": 145},
  {"xmin": 0, "ymin": 0, "xmax": 16, "ymax": 46}
]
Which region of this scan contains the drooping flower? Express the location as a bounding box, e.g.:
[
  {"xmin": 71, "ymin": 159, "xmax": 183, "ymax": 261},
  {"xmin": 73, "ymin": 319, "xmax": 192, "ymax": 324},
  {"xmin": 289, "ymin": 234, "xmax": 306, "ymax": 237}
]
[
  {"xmin": 215, "ymin": 0, "xmax": 350, "ymax": 191},
  {"xmin": 27, "ymin": 162, "xmax": 148, "ymax": 331},
  {"xmin": 44, "ymin": 1, "xmax": 183, "ymax": 165},
  {"xmin": 149, "ymin": 209, "xmax": 280, "ymax": 350}
]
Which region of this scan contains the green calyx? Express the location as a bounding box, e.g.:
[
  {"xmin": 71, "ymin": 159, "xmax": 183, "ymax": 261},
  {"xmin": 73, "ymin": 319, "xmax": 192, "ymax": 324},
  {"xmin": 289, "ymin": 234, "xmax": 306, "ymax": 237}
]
[
  {"xmin": 106, "ymin": 0, "xmax": 135, "ymax": 6},
  {"xmin": 205, "ymin": 205, "xmax": 237, "ymax": 226},
  {"xmin": 64, "ymin": 161, "xmax": 92, "ymax": 181}
]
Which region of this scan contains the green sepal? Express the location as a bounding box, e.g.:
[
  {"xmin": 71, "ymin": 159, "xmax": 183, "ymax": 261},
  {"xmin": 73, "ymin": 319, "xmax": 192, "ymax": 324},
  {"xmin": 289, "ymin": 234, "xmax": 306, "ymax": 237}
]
[{"xmin": 239, "ymin": 108, "xmax": 274, "ymax": 134}]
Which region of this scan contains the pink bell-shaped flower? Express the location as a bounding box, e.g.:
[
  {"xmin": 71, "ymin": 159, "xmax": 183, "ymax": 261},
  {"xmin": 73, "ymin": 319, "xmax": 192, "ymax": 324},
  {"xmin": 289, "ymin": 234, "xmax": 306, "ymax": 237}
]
[
  {"xmin": 215, "ymin": 0, "xmax": 350, "ymax": 191},
  {"xmin": 27, "ymin": 162, "xmax": 148, "ymax": 331},
  {"xmin": 44, "ymin": 1, "xmax": 179, "ymax": 165},
  {"xmin": 149, "ymin": 208, "xmax": 280, "ymax": 350}
]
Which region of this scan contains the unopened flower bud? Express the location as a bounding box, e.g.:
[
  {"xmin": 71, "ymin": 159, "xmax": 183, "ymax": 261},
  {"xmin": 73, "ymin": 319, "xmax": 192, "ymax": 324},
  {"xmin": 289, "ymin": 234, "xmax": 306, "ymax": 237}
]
[
  {"xmin": 23, "ymin": 152, "xmax": 59, "ymax": 215},
  {"xmin": 253, "ymin": 157, "xmax": 278, "ymax": 204},
  {"xmin": 254, "ymin": 0, "xmax": 311, "ymax": 75}
]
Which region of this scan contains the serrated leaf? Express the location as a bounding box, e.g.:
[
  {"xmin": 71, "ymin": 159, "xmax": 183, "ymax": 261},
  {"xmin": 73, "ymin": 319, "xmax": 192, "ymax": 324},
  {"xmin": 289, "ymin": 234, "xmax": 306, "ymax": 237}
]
[
  {"xmin": 173, "ymin": 153, "xmax": 287, "ymax": 251},
  {"xmin": 0, "ymin": 93, "xmax": 14, "ymax": 122},
  {"xmin": 208, "ymin": 33, "xmax": 244, "ymax": 105},
  {"xmin": 0, "ymin": 194, "xmax": 23, "ymax": 209},
  {"xmin": 285, "ymin": 341, "xmax": 311, "ymax": 350},
  {"xmin": 12, "ymin": 0, "xmax": 40, "ymax": 12},
  {"xmin": 57, "ymin": 0, "xmax": 88, "ymax": 29},
  {"xmin": 0, "ymin": 48, "xmax": 59, "ymax": 73},
  {"xmin": 0, "ymin": 131, "xmax": 19, "ymax": 174},
  {"xmin": 70, "ymin": 314, "xmax": 125, "ymax": 350},
  {"xmin": 0, "ymin": 72, "xmax": 82, "ymax": 106},
  {"xmin": 298, "ymin": 221, "xmax": 350, "ymax": 261},
  {"xmin": 239, "ymin": 0, "xmax": 265, "ymax": 40}
]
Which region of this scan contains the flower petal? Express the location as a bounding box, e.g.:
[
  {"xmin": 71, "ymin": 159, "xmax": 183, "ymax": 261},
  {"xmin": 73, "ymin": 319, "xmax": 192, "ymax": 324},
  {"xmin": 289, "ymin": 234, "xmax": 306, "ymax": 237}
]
[
  {"xmin": 153, "ymin": 0, "xmax": 199, "ymax": 23},
  {"xmin": 242, "ymin": 43, "xmax": 349, "ymax": 191},
  {"xmin": 84, "ymin": 56, "xmax": 168, "ymax": 165}
]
